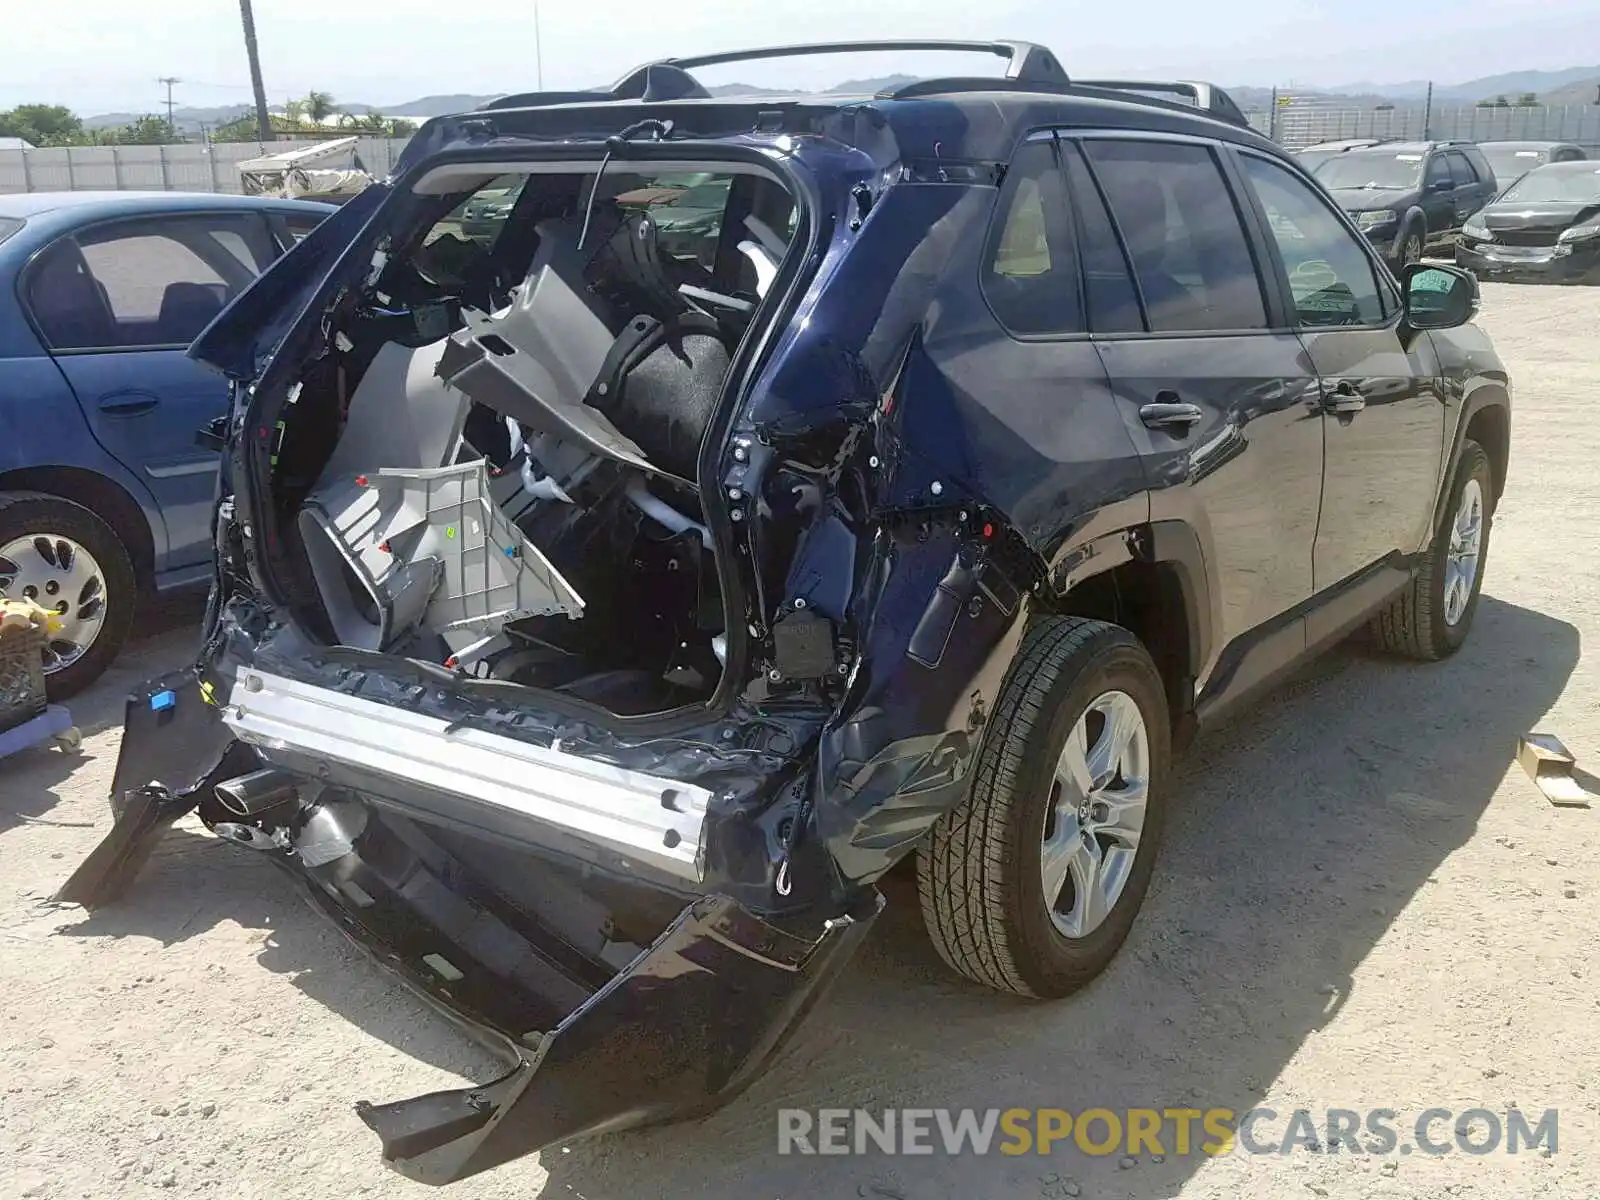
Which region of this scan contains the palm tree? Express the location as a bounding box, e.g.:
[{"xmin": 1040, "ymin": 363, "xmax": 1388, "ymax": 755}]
[{"xmin": 305, "ymin": 91, "xmax": 336, "ymax": 125}]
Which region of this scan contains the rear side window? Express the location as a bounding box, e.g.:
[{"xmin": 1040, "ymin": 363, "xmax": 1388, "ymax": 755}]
[
  {"xmin": 28, "ymin": 214, "xmax": 270, "ymax": 351},
  {"xmin": 1083, "ymin": 139, "xmax": 1268, "ymax": 333},
  {"xmin": 0, "ymin": 217, "xmax": 22, "ymax": 246},
  {"xmin": 982, "ymin": 140, "xmax": 1083, "ymax": 335}
]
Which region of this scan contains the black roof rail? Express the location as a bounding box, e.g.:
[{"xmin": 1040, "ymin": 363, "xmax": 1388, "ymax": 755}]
[
  {"xmin": 1071, "ymin": 79, "xmax": 1251, "ymax": 128},
  {"xmin": 656, "ymin": 40, "xmax": 1071, "ymax": 87}
]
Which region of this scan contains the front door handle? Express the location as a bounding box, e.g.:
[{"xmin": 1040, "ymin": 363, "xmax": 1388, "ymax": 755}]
[
  {"xmin": 1321, "ymin": 382, "xmax": 1366, "ymax": 416},
  {"xmin": 1140, "ymin": 400, "xmax": 1205, "ymax": 431}
]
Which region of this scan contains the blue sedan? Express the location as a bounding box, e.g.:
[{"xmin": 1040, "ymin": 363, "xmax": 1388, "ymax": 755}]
[{"xmin": 0, "ymin": 191, "xmax": 334, "ymax": 697}]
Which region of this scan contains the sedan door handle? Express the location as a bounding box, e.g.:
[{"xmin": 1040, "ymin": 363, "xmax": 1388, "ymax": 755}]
[
  {"xmin": 98, "ymin": 394, "xmax": 161, "ymax": 417},
  {"xmin": 1139, "ymin": 401, "xmax": 1205, "ymax": 431},
  {"xmin": 1321, "ymin": 382, "xmax": 1366, "ymax": 416}
]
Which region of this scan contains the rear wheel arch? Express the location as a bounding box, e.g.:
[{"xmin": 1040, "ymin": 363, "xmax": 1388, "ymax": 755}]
[
  {"xmin": 0, "ymin": 466, "xmax": 157, "ymax": 587},
  {"xmin": 1054, "ymin": 525, "xmax": 1210, "ymax": 735}
]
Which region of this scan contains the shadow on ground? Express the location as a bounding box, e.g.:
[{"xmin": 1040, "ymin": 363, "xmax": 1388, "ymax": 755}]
[
  {"xmin": 0, "ymin": 592, "xmax": 204, "ymax": 835},
  {"xmin": 46, "ymin": 595, "xmax": 1579, "ymax": 1198}
]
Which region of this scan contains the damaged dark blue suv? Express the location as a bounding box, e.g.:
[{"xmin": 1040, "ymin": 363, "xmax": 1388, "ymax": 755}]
[{"xmin": 63, "ymin": 40, "xmax": 1511, "ymax": 1185}]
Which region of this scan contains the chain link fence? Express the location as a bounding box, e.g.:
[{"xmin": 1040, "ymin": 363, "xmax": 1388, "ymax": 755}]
[{"xmin": 3, "ymin": 99, "xmax": 1600, "ymax": 194}]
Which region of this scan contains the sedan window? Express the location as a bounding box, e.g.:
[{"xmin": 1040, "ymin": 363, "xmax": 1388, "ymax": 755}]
[{"xmin": 28, "ymin": 214, "xmax": 271, "ymax": 352}]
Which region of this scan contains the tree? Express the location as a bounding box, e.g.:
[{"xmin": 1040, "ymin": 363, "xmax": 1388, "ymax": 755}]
[
  {"xmin": 304, "ymin": 91, "xmax": 336, "ymax": 124},
  {"xmin": 102, "ymin": 115, "xmax": 179, "ymax": 145},
  {"xmin": 386, "ymin": 118, "xmax": 418, "ymax": 137},
  {"xmin": 0, "ymin": 103, "xmax": 84, "ymax": 147}
]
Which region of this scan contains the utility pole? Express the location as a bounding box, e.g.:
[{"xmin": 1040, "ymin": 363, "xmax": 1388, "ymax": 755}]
[
  {"xmin": 158, "ymin": 77, "xmax": 181, "ymax": 138},
  {"xmin": 238, "ymin": 0, "xmax": 274, "ymax": 142}
]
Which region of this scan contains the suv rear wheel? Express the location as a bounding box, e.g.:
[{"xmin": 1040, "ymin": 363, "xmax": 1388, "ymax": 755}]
[
  {"xmin": 1371, "ymin": 439, "xmax": 1493, "ymax": 660},
  {"xmin": 917, "ymin": 616, "xmax": 1171, "ymax": 998}
]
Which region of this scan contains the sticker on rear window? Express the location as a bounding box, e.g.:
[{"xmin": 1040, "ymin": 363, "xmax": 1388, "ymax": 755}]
[
  {"xmin": 1515, "ymin": 151, "xmax": 1540, "ymax": 157},
  {"xmin": 1394, "ymin": 154, "xmax": 1423, "ymax": 162}
]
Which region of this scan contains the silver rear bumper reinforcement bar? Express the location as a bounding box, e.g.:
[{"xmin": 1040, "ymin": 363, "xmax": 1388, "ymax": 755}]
[{"xmin": 221, "ymin": 668, "xmax": 710, "ymax": 882}]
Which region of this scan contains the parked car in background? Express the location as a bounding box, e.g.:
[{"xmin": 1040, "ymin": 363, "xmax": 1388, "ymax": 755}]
[
  {"xmin": 1458, "ymin": 160, "xmax": 1600, "ymax": 283},
  {"xmin": 1476, "ymin": 141, "xmax": 1587, "ymax": 191},
  {"xmin": 64, "ymin": 39, "xmax": 1511, "ymax": 1183},
  {"xmin": 0, "ymin": 191, "xmax": 333, "ymax": 697},
  {"xmin": 1293, "ymin": 137, "xmax": 1386, "ymax": 173},
  {"xmin": 1313, "ymin": 140, "xmax": 1497, "ymax": 268}
]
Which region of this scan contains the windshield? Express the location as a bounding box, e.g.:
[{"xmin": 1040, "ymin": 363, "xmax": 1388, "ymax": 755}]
[
  {"xmin": 1295, "ymin": 148, "xmax": 1341, "ymax": 173},
  {"xmin": 1482, "ymin": 148, "xmax": 1547, "ymax": 183},
  {"xmin": 1314, "ymin": 151, "xmax": 1424, "ymax": 190},
  {"xmin": 1499, "ymin": 165, "xmax": 1600, "ymax": 205}
]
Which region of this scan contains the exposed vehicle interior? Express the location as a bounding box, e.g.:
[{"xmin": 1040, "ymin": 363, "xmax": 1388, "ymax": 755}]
[{"xmin": 266, "ymin": 162, "xmax": 799, "ymax": 718}]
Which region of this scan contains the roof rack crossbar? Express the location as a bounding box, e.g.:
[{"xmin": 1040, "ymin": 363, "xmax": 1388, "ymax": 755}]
[
  {"xmin": 658, "ymin": 40, "xmax": 1070, "ymax": 87},
  {"xmin": 1072, "ymin": 79, "xmax": 1251, "ymax": 128}
]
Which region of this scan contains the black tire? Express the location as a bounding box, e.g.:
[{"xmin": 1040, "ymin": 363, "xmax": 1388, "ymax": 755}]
[
  {"xmin": 0, "ymin": 491, "xmax": 137, "ymax": 700},
  {"xmin": 1399, "ymin": 228, "xmax": 1424, "ymax": 267},
  {"xmin": 917, "ymin": 617, "xmax": 1171, "ymax": 999},
  {"xmin": 1370, "ymin": 439, "xmax": 1494, "ymax": 661}
]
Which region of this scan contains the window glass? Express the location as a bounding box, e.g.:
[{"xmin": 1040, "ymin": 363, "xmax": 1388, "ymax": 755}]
[
  {"xmin": 0, "ymin": 217, "xmax": 22, "ymax": 246},
  {"xmin": 1316, "ymin": 151, "xmax": 1424, "ymax": 190},
  {"xmin": 1446, "ymin": 151, "xmax": 1477, "ymax": 184},
  {"xmin": 1084, "ymin": 139, "xmax": 1267, "ymax": 333},
  {"xmin": 982, "ymin": 140, "xmax": 1083, "ymax": 335},
  {"xmin": 1059, "ymin": 142, "xmax": 1142, "ymax": 333},
  {"xmin": 30, "ymin": 215, "xmax": 265, "ymax": 351},
  {"xmin": 1241, "ymin": 155, "xmax": 1386, "ymax": 327},
  {"xmin": 281, "ymin": 211, "xmax": 325, "ymax": 244},
  {"xmin": 1425, "ymin": 154, "xmax": 1451, "ymax": 188}
]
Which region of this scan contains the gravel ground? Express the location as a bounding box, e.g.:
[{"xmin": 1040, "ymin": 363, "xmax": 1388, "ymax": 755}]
[{"xmin": 3, "ymin": 283, "xmax": 1598, "ymax": 1200}]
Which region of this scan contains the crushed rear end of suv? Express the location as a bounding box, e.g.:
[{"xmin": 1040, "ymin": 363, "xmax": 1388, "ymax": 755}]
[{"xmin": 61, "ymin": 38, "xmax": 1509, "ymax": 1187}]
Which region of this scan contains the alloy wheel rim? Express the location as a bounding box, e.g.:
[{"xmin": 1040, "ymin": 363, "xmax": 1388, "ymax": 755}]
[
  {"xmin": 1443, "ymin": 477, "xmax": 1484, "ymax": 627},
  {"xmin": 0, "ymin": 533, "xmax": 109, "ymax": 673},
  {"xmin": 1405, "ymin": 235, "xmax": 1422, "ymax": 265},
  {"xmin": 1041, "ymin": 689, "xmax": 1150, "ymax": 939}
]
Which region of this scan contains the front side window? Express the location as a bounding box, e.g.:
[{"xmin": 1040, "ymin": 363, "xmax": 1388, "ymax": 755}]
[
  {"xmin": 1425, "ymin": 154, "xmax": 1452, "ymax": 189},
  {"xmin": 1084, "ymin": 139, "xmax": 1267, "ymax": 333},
  {"xmin": 982, "ymin": 140, "xmax": 1083, "ymax": 336},
  {"xmin": 28, "ymin": 214, "xmax": 270, "ymax": 351},
  {"xmin": 1241, "ymin": 155, "xmax": 1386, "ymax": 327}
]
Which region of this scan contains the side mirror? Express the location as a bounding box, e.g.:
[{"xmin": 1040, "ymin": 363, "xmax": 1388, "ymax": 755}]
[{"xmin": 1402, "ymin": 263, "xmax": 1478, "ymax": 330}]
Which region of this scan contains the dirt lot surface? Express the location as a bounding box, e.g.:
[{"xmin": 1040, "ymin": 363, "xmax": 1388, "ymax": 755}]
[{"xmin": 3, "ymin": 284, "xmax": 1598, "ymax": 1200}]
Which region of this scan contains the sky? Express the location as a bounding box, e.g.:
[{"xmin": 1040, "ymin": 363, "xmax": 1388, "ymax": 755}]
[{"xmin": 4, "ymin": 0, "xmax": 1600, "ymax": 116}]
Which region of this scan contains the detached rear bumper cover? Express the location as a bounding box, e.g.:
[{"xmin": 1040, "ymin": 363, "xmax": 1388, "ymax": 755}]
[
  {"xmin": 353, "ymin": 893, "xmax": 876, "ymax": 1185},
  {"xmin": 60, "ymin": 661, "xmax": 881, "ymax": 1184}
]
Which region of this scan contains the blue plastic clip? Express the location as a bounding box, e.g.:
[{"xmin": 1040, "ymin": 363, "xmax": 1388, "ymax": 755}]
[{"xmin": 150, "ymin": 689, "xmax": 177, "ymax": 712}]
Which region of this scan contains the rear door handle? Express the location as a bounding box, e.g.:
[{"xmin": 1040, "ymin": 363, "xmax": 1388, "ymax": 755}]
[
  {"xmin": 1139, "ymin": 400, "xmax": 1205, "ymax": 431},
  {"xmin": 98, "ymin": 393, "xmax": 161, "ymax": 417},
  {"xmin": 1321, "ymin": 382, "xmax": 1366, "ymax": 416}
]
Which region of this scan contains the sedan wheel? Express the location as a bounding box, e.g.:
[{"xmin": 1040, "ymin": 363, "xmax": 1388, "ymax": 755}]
[
  {"xmin": 0, "ymin": 533, "xmax": 110, "ymax": 671},
  {"xmin": 0, "ymin": 491, "xmax": 137, "ymax": 700}
]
